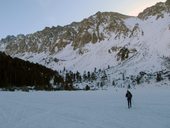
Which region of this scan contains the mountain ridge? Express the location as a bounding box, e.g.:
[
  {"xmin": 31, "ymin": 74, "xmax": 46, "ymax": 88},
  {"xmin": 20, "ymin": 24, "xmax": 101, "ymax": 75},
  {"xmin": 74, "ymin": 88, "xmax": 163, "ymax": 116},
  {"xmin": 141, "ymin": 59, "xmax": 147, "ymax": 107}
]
[
  {"xmin": 0, "ymin": 0, "xmax": 170, "ymax": 80},
  {"xmin": 138, "ymin": 1, "xmax": 170, "ymax": 20},
  {"xmin": 0, "ymin": 11, "xmax": 134, "ymax": 55}
]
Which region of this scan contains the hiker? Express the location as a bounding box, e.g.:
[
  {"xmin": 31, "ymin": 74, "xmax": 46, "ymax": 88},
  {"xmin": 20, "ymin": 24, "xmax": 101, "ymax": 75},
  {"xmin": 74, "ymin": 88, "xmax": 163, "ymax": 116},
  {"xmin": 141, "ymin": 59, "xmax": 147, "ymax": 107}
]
[{"xmin": 125, "ymin": 90, "xmax": 132, "ymax": 108}]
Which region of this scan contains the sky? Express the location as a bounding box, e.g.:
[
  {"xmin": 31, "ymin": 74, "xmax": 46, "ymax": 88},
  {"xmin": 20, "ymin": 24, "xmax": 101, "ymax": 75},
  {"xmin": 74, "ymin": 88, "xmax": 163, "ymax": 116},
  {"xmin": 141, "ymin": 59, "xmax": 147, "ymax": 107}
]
[{"xmin": 0, "ymin": 0, "xmax": 166, "ymax": 39}]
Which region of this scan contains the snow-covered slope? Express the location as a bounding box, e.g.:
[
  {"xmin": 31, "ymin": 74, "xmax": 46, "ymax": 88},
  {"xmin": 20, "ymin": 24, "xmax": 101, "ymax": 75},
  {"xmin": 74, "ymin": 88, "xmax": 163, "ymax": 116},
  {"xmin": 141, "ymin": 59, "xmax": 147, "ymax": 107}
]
[
  {"xmin": 108, "ymin": 13, "xmax": 170, "ymax": 76},
  {"xmin": 13, "ymin": 13, "xmax": 170, "ymax": 75}
]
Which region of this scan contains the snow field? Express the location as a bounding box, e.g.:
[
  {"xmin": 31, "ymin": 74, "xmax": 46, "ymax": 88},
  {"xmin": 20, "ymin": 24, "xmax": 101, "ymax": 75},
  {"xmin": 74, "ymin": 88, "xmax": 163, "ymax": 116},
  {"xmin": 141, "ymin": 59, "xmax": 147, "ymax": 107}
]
[{"xmin": 0, "ymin": 86, "xmax": 170, "ymax": 128}]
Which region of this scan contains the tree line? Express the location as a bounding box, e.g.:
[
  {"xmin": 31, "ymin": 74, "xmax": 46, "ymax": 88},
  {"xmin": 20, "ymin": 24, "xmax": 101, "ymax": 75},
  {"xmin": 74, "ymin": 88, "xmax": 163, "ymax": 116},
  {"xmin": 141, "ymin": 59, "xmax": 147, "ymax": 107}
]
[{"xmin": 0, "ymin": 52, "xmax": 64, "ymax": 91}]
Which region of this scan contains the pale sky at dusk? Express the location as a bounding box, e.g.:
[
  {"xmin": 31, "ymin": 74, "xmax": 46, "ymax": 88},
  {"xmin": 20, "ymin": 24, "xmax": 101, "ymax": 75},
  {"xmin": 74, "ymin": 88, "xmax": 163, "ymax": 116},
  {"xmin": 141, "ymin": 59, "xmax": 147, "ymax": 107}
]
[{"xmin": 0, "ymin": 0, "xmax": 166, "ymax": 39}]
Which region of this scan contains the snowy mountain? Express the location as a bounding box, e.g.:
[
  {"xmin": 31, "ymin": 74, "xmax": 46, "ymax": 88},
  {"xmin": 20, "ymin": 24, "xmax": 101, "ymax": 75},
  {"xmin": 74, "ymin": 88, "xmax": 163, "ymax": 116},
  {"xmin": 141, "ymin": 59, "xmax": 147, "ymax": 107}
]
[{"xmin": 0, "ymin": 0, "xmax": 170, "ymax": 87}]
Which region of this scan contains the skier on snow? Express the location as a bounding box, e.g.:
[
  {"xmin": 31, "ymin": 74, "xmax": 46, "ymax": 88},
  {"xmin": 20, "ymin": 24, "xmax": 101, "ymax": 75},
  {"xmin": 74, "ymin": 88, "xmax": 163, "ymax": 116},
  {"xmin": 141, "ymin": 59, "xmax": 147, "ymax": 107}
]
[{"xmin": 126, "ymin": 90, "xmax": 132, "ymax": 108}]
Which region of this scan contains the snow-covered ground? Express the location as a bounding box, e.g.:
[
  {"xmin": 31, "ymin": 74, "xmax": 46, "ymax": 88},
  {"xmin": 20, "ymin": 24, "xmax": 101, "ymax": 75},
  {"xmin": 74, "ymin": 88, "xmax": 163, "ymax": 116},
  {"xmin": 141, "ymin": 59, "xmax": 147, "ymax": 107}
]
[{"xmin": 0, "ymin": 86, "xmax": 170, "ymax": 128}]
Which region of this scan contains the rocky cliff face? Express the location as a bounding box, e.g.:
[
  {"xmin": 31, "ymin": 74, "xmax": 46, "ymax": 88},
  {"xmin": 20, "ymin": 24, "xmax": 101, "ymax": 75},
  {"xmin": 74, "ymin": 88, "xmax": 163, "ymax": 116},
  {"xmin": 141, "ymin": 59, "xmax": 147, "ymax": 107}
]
[
  {"xmin": 0, "ymin": 12, "xmax": 141, "ymax": 56},
  {"xmin": 138, "ymin": 1, "xmax": 170, "ymax": 20}
]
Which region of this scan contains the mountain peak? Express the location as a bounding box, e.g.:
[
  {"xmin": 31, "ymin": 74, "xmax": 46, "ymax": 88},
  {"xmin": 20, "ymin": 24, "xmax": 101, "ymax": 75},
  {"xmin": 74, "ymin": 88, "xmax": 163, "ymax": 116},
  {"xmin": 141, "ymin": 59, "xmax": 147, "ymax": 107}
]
[
  {"xmin": 138, "ymin": 1, "xmax": 170, "ymax": 20},
  {"xmin": 93, "ymin": 11, "xmax": 130, "ymax": 19}
]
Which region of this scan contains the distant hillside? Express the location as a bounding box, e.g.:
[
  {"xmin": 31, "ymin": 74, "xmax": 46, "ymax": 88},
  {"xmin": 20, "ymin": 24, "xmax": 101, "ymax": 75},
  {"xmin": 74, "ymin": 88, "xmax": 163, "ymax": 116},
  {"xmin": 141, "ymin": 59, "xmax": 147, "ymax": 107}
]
[{"xmin": 0, "ymin": 52, "xmax": 64, "ymax": 91}]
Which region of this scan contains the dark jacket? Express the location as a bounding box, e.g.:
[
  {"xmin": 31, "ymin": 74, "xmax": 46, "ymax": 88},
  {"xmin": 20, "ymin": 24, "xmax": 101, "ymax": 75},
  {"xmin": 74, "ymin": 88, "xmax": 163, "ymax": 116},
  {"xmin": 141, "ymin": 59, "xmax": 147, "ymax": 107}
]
[{"xmin": 126, "ymin": 90, "xmax": 132, "ymax": 99}]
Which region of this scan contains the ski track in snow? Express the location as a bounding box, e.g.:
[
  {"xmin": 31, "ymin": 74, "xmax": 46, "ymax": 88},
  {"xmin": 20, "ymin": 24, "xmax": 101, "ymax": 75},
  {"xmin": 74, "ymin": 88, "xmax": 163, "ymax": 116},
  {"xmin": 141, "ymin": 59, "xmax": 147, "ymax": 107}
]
[{"xmin": 0, "ymin": 86, "xmax": 170, "ymax": 128}]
